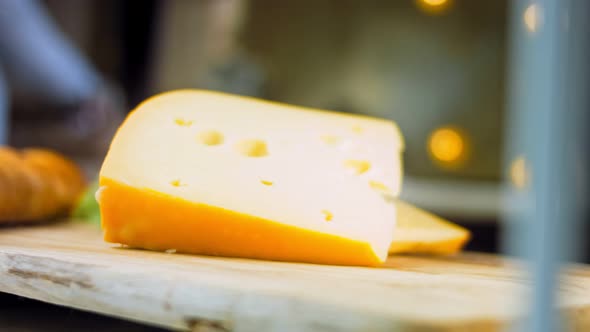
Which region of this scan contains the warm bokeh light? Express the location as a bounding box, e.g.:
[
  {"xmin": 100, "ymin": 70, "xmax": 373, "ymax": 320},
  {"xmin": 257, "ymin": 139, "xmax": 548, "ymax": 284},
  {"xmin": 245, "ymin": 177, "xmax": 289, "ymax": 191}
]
[
  {"xmin": 509, "ymin": 156, "xmax": 530, "ymax": 189},
  {"xmin": 420, "ymin": 0, "xmax": 448, "ymax": 6},
  {"xmin": 523, "ymin": 4, "xmax": 542, "ymax": 33},
  {"xmin": 415, "ymin": 0, "xmax": 452, "ymax": 14},
  {"xmin": 428, "ymin": 126, "xmax": 466, "ymax": 166}
]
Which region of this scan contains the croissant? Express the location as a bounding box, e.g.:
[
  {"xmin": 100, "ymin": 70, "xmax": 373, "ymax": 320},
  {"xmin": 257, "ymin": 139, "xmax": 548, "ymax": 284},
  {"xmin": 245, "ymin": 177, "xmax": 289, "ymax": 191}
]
[{"xmin": 0, "ymin": 147, "xmax": 86, "ymax": 223}]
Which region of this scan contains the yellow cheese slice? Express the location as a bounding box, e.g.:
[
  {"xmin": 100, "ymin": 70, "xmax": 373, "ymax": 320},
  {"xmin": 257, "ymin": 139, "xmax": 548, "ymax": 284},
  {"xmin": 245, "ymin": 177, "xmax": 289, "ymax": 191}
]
[
  {"xmin": 98, "ymin": 90, "xmax": 404, "ymax": 266},
  {"xmin": 390, "ymin": 200, "xmax": 470, "ymax": 255}
]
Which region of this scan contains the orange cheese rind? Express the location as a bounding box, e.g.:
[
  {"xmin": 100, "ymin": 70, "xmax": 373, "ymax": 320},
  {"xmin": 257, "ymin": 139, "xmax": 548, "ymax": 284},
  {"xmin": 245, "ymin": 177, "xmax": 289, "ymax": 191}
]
[{"xmin": 99, "ymin": 178, "xmax": 384, "ymax": 266}]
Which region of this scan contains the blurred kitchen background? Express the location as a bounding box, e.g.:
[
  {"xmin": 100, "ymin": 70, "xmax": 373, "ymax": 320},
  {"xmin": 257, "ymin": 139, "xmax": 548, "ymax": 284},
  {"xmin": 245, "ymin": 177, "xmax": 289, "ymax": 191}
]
[{"xmin": 1, "ymin": 0, "xmax": 584, "ymax": 257}]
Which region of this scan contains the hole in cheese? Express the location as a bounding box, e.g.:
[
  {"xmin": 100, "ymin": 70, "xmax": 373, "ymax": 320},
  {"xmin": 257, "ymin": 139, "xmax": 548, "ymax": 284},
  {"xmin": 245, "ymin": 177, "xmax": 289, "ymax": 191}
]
[
  {"xmin": 343, "ymin": 159, "xmax": 371, "ymax": 175},
  {"xmin": 260, "ymin": 180, "xmax": 273, "ymax": 186},
  {"xmin": 320, "ymin": 135, "xmax": 341, "ymax": 145},
  {"xmin": 197, "ymin": 130, "xmax": 224, "ymax": 146},
  {"xmin": 236, "ymin": 139, "xmax": 268, "ymax": 157},
  {"xmin": 170, "ymin": 179, "xmax": 184, "ymax": 187},
  {"xmin": 174, "ymin": 118, "xmax": 193, "ymax": 126},
  {"xmin": 321, "ymin": 210, "xmax": 333, "ymax": 222},
  {"xmin": 369, "ymin": 180, "xmax": 391, "ymax": 194},
  {"xmin": 370, "ymin": 181, "xmax": 396, "ymax": 204}
]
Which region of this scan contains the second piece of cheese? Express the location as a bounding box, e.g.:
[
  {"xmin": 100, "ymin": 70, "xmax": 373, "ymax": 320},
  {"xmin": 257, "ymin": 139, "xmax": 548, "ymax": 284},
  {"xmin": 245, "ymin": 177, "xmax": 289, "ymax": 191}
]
[
  {"xmin": 390, "ymin": 200, "xmax": 470, "ymax": 255},
  {"xmin": 98, "ymin": 90, "xmax": 404, "ymax": 266}
]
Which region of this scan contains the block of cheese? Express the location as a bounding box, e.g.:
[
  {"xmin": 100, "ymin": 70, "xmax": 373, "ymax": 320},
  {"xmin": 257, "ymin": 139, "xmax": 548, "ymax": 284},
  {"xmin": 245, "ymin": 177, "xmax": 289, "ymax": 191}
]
[
  {"xmin": 97, "ymin": 90, "xmax": 404, "ymax": 266},
  {"xmin": 390, "ymin": 200, "xmax": 470, "ymax": 255}
]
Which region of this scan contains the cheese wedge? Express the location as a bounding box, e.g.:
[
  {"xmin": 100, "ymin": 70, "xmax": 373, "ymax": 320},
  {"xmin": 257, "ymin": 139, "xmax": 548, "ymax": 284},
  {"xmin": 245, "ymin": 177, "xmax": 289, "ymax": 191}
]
[
  {"xmin": 390, "ymin": 200, "xmax": 470, "ymax": 255},
  {"xmin": 98, "ymin": 90, "xmax": 404, "ymax": 266}
]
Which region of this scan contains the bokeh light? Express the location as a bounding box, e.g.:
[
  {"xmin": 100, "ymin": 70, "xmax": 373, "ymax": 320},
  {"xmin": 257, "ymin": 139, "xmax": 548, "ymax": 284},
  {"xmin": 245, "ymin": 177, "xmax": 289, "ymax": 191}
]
[
  {"xmin": 428, "ymin": 126, "xmax": 468, "ymax": 167},
  {"xmin": 415, "ymin": 0, "xmax": 452, "ymax": 14},
  {"xmin": 509, "ymin": 155, "xmax": 530, "ymax": 189},
  {"xmin": 523, "ymin": 4, "xmax": 542, "ymax": 33}
]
